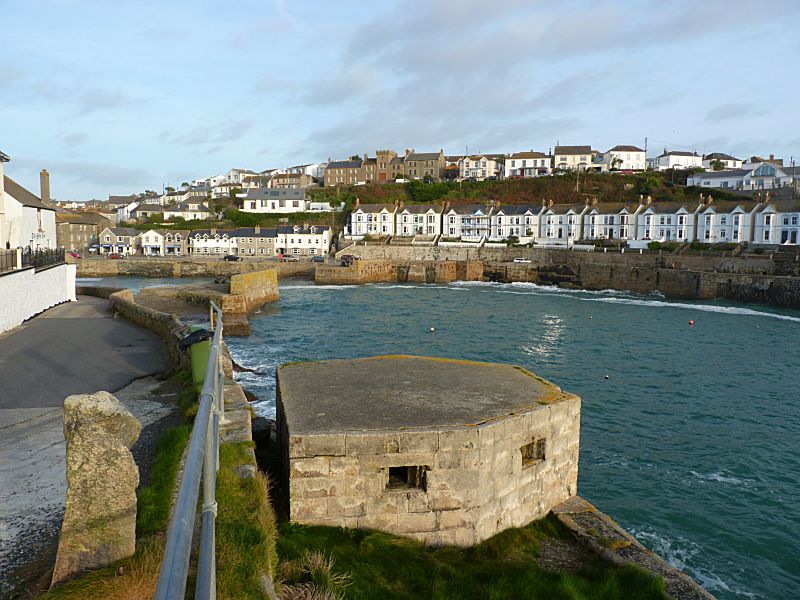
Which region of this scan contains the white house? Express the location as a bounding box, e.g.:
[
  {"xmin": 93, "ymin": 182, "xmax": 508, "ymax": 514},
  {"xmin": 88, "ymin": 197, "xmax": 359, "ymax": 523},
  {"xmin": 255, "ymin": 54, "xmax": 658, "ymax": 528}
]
[
  {"xmin": 687, "ymin": 163, "xmax": 795, "ymax": 191},
  {"xmin": 648, "ymin": 150, "xmax": 702, "ymax": 171},
  {"xmin": 702, "ymin": 153, "xmax": 743, "ymax": 171},
  {"xmin": 212, "ymin": 181, "xmax": 242, "ymax": 199},
  {"xmin": 753, "ymin": 200, "xmax": 800, "ymax": 245},
  {"xmin": 276, "ymin": 224, "xmax": 331, "ymax": 256},
  {"xmin": 553, "ymin": 146, "xmax": 593, "ymax": 171},
  {"xmin": 490, "ymin": 205, "xmax": 543, "ymax": 242},
  {"xmin": 163, "ymin": 201, "xmax": 212, "ymax": 221},
  {"xmin": 540, "ymin": 203, "xmax": 590, "ymax": 244},
  {"xmin": 582, "ymin": 203, "xmax": 643, "ymax": 241},
  {"xmin": 225, "ymin": 168, "xmax": 258, "ymax": 184},
  {"xmin": 188, "ymin": 229, "xmax": 237, "ymax": 255},
  {"xmin": 442, "ymin": 204, "xmax": 493, "ymax": 240},
  {"xmin": 1, "ymin": 162, "xmax": 57, "ymax": 250},
  {"xmin": 635, "ymin": 202, "xmax": 703, "ymax": 242},
  {"xmin": 504, "ymin": 151, "xmax": 552, "ymax": 178},
  {"xmin": 348, "ymin": 201, "xmax": 397, "ymax": 238},
  {"xmin": 458, "ymin": 155, "xmax": 499, "ymax": 181},
  {"xmin": 138, "ymin": 229, "xmax": 166, "ymax": 256},
  {"xmin": 695, "ymin": 201, "xmax": 761, "ymax": 244},
  {"xmin": 394, "ymin": 203, "xmax": 443, "ymax": 237},
  {"xmin": 594, "ymin": 145, "xmax": 646, "ymax": 172},
  {"xmin": 242, "ymin": 189, "xmax": 309, "ymax": 214},
  {"xmin": 286, "ymin": 163, "xmax": 321, "ymax": 178}
]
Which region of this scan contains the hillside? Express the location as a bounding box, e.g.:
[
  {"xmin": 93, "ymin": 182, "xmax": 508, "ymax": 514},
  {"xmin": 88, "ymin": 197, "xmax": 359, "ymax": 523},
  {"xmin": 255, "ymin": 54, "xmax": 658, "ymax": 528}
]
[{"xmin": 309, "ymin": 171, "xmax": 747, "ymax": 209}]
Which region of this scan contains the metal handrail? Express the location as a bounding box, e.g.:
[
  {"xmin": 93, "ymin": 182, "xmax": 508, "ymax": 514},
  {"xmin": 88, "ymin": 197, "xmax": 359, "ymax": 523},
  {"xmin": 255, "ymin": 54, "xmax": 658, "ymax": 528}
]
[{"xmin": 154, "ymin": 301, "xmax": 225, "ymax": 600}]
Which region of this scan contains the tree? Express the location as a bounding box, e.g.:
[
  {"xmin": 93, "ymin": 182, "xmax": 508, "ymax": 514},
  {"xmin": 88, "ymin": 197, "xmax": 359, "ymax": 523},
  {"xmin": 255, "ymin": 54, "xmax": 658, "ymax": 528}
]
[
  {"xmin": 181, "ymin": 181, "xmax": 190, "ymax": 189},
  {"xmin": 165, "ymin": 186, "xmax": 175, "ymax": 193},
  {"xmin": 710, "ymin": 159, "xmax": 724, "ymax": 171},
  {"xmin": 610, "ymin": 157, "xmax": 623, "ymax": 171}
]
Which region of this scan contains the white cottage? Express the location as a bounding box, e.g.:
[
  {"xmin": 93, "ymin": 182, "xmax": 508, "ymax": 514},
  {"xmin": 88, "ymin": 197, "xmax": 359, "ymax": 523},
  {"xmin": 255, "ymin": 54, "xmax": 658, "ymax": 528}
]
[
  {"xmin": 442, "ymin": 204, "xmax": 493, "ymax": 240},
  {"xmin": 695, "ymin": 200, "xmax": 762, "ymax": 244},
  {"xmin": 540, "ymin": 203, "xmax": 589, "ymax": 244},
  {"xmin": 753, "ymin": 200, "xmax": 800, "ymax": 245},
  {"xmin": 276, "ymin": 224, "xmax": 331, "ymax": 256},
  {"xmin": 504, "ymin": 151, "xmax": 552, "ymax": 178},
  {"xmin": 648, "ymin": 150, "xmax": 702, "ymax": 171},
  {"xmin": 188, "ymin": 229, "xmax": 237, "ymax": 255},
  {"xmin": 1, "ymin": 169, "xmax": 57, "ymax": 250},
  {"xmin": 582, "ymin": 203, "xmax": 642, "ymax": 241},
  {"xmin": 635, "ymin": 202, "xmax": 703, "ymax": 242},
  {"xmin": 348, "ymin": 201, "xmax": 397, "ymax": 239},
  {"xmin": 490, "ymin": 205, "xmax": 543, "ymax": 242},
  {"xmin": 395, "ymin": 203, "xmax": 443, "ymax": 237}
]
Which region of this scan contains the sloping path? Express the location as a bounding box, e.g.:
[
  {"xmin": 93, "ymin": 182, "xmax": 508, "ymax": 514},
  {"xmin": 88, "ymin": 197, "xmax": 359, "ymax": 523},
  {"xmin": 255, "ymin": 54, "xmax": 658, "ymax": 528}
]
[{"xmin": 0, "ymin": 296, "xmax": 167, "ymax": 596}]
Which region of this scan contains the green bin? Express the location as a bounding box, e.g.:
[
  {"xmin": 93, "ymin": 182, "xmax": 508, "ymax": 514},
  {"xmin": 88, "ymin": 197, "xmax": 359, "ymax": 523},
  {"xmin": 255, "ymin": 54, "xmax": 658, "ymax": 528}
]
[{"xmin": 188, "ymin": 325, "xmax": 213, "ymax": 392}]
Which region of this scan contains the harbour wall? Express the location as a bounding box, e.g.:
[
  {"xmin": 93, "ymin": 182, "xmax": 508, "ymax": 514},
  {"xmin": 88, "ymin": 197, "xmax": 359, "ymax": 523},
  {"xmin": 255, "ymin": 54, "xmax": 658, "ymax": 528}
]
[
  {"xmin": 331, "ymin": 247, "xmax": 800, "ymax": 309},
  {"xmin": 74, "ymin": 257, "xmax": 313, "ymax": 279}
]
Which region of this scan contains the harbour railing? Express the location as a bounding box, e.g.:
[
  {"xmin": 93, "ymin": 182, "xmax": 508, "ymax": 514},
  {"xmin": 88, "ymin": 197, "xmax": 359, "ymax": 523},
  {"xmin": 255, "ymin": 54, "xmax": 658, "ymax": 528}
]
[{"xmin": 154, "ymin": 301, "xmax": 225, "ymax": 600}]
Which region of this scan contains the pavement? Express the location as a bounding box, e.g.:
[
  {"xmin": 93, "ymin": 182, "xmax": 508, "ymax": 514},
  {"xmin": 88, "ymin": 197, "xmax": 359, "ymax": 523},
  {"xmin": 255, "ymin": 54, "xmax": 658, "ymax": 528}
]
[{"xmin": 0, "ymin": 296, "xmax": 168, "ymax": 597}]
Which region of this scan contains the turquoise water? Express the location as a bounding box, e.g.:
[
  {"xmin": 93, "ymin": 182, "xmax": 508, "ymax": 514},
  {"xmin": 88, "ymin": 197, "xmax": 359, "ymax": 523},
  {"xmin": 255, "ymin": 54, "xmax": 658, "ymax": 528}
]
[{"xmin": 80, "ymin": 276, "xmax": 800, "ymax": 598}]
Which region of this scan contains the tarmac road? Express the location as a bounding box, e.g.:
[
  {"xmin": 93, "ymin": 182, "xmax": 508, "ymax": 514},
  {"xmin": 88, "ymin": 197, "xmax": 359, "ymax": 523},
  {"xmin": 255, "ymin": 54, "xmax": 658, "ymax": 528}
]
[{"xmin": 0, "ymin": 295, "xmax": 167, "ymax": 596}]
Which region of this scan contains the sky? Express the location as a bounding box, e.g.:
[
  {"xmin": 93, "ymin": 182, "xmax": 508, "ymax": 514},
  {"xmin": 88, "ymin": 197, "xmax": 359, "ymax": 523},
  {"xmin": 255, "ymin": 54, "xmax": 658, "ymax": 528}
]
[{"xmin": 1, "ymin": 0, "xmax": 799, "ymax": 200}]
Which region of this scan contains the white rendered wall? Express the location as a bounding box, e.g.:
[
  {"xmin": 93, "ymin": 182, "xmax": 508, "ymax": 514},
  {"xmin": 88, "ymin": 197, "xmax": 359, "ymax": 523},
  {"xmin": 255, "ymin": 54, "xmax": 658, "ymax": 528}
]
[{"xmin": 0, "ymin": 263, "xmax": 76, "ymax": 334}]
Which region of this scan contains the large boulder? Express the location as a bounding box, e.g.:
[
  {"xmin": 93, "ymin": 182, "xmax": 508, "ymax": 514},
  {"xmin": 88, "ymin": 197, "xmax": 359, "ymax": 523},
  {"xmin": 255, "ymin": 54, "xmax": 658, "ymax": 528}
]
[{"xmin": 51, "ymin": 392, "xmax": 142, "ymax": 587}]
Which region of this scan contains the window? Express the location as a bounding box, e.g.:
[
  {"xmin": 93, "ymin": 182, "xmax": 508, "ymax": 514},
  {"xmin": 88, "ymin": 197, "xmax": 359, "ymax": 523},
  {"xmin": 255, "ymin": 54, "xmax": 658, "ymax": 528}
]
[
  {"xmin": 520, "ymin": 439, "xmax": 546, "ymax": 468},
  {"xmin": 386, "ymin": 466, "xmax": 428, "ymax": 491}
]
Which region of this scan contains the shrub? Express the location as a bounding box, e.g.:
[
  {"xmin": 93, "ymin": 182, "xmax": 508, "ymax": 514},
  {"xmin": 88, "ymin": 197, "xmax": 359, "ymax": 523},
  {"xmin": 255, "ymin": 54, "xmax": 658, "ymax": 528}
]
[{"xmin": 647, "ymin": 241, "xmax": 661, "ymax": 250}]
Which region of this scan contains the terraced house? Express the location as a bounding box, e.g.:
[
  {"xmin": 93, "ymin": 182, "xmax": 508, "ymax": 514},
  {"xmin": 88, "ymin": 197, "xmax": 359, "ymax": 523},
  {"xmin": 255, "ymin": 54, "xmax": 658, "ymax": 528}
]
[
  {"xmin": 55, "ymin": 212, "xmax": 109, "ymax": 252},
  {"xmin": 635, "ymin": 201, "xmax": 703, "ymax": 242},
  {"xmin": 491, "ymin": 205, "xmax": 543, "ymax": 242},
  {"xmin": 236, "ymin": 226, "xmax": 277, "ymax": 257},
  {"xmin": 276, "ymin": 224, "xmax": 331, "ymax": 256},
  {"xmin": 540, "ymin": 202, "xmax": 590, "ymax": 243},
  {"xmin": 695, "ymin": 201, "xmax": 761, "ymax": 244},
  {"xmin": 324, "ymin": 158, "xmax": 363, "ymax": 186},
  {"xmin": 188, "ymin": 228, "xmax": 237, "ymax": 255},
  {"xmin": 582, "ymin": 203, "xmax": 642, "ymax": 241},
  {"xmin": 442, "ymin": 204, "xmax": 493, "ymax": 240},
  {"xmin": 348, "ymin": 201, "xmax": 397, "ymax": 238},
  {"xmin": 98, "ymin": 227, "xmax": 138, "ymax": 255},
  {"xmin": 394, "ymin": 203, "xmax": 444, "ymax": 237}
]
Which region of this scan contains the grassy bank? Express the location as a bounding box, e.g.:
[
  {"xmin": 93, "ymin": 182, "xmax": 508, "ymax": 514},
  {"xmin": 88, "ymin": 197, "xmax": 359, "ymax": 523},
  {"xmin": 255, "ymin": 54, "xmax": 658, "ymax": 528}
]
[{"xmin": 275, "ymin": 515, "xmax": 669, "ymax": 600}]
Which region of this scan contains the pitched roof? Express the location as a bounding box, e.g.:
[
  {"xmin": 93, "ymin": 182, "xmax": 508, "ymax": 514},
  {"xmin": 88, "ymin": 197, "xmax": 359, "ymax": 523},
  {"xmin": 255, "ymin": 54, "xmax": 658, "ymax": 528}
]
[
  {"xmin": 644, "ymin": 202, "xmax": 701, "ymax": 214},
  {"xmin": 508, "ymin": 151, "xmax": 547, "ymax": 159},
  {"xmin": 108, "ymin": 194, "xmax": 137, "ymax": 205},
  {"xmin": 277, "ymin": 225, "xmax": 331, "ymax": 234},
  {"xmin": 328, "ymin": 159, "xmax": 362, "ymax": 169},
  {"xmin": 657, "ymin": 150, "xmax": 699, "ymax": 158},
  {"xmin": 109, "ymin": 227, "xmax": 138, "ymax": 236},
  {"xmin": 188, "ymin": 229, "xmax": 237, "ymax": 238},
  {"xmin": 586, "ymin": 202, "xmax": 634, "ymax": 214},
  {"xmin": 609, "ymin": 145, "xmax": 644, "ymax": 152},
  {"xmin": 56, "ymin": 212, "xmax": 111, "ymax": 224},
  {"xmin": 3, "ymin": 176, "xmax": 53, "ymax": 210},
  {"xmin": 407, "ymin": 152, "xmax": 442, "ymax": 161},
  {"xmin": 355, "ymin": 203, "xmax": 395, "ymax": 213},
  {"xmin": 235, "ymin": 227, "xmax": 278, "ymax": 238},
  {"xmin": 446, "ymin": 204, "xmax": 492, "ymax": 215},
  {"xmin": 132, "ymin": 203, "xmax": 165, "ymax": 212},
  {"xmin": 760, "ymin": 198, "xmax": 800, "ymax": 213},
  {"xmin": 544, "ymin": 203, "xmax": 587, "ymax": 214},
  {"xmin": 494, "ymin": 204, "xmax": 542, "ymax": 215},
  {"xmin": 703, "ymin": 152, "xmax": 739, "ymax": 161},
  {"xmin": 400, "ymin": 203, "xmax": 440, "ymax": 214},
  {"xmin": 554, "ymin": 145, "xmax": 592, "ymax": 155},
  {"xmin": 699, "ymin": 200, "xmax": 757, "ymax": 213},
  {"xmin": 389, "ymin": 156, "xmax": 405, "ymax": 165}
]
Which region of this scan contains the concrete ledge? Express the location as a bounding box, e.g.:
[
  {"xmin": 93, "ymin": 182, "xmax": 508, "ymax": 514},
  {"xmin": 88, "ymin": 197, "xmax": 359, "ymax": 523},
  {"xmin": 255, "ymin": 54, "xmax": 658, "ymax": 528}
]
[{"xmin": 552, "ymin": 496, "xmax": 715, "ymax": 600}]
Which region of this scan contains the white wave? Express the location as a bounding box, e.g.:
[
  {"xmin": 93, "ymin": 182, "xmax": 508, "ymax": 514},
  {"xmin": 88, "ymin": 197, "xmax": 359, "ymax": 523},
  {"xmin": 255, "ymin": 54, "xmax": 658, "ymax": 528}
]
[
  {"xmin": 76, "ymin": 277, "xmax": 103, "ymax": 282},
  {"xmin": 690, "ymin": 470, "xmax": 748, "ymax": 486},
  {"xmin": 591, "ymin": 297, "xmax": 800, "ymax": 323},
  {"xmin": 280, "ymin": 284, "xmax": 359, "ymax": 289}
]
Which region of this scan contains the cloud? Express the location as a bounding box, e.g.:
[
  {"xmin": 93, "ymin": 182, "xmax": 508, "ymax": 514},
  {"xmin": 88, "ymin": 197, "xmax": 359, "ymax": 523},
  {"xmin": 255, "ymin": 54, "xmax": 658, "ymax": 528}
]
[
  {"xmin": 9, "ymin": 156, "xmax": 151, "ymax": 189},
  {"xmin": 159, "ymin": 119, "xmax": 256, "ymax": 147},
  {"xmin": 61, "ymin": 132, "xmax": 89, "ymax": 146},
  {"xmin": 706, "ymin": 103, "xmax": 767, "ymax": 122}
]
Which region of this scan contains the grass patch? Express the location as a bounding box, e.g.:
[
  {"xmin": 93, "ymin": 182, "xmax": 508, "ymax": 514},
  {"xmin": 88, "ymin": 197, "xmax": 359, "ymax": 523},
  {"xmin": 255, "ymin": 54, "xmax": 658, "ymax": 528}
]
[
  {"xmin": 216, "ymin": 441, "xmax": 279, "ymax": 599},
  {"xmin": 136, "ymin": 425, "xmax": 191, "ymax": 537},
  {"xmin": 276, "ymin": 515, "xmax": 669, "ymax": 600}
]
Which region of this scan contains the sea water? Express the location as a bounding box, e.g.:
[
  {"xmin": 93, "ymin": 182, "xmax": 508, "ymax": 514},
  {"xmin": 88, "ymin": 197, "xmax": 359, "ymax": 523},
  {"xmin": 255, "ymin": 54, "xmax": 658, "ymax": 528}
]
[{"xmin": 227, "ymin": 280, "xmax": 800, "ymax": 600}]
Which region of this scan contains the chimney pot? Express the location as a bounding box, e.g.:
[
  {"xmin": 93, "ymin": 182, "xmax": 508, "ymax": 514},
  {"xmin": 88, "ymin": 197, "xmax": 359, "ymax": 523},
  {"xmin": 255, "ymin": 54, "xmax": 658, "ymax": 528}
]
[
  {"xmin": 548, "ymin": 199, "xmax": 554, "ymax": 208},
  {"xmin": 255, "ymin": 225, "xmax": 260, "ymax": 234}
]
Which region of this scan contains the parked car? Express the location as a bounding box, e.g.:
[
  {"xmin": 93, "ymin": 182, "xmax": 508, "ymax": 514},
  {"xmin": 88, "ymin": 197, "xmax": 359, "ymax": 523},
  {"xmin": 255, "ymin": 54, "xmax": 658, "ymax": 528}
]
[
  {"xmin": 223, "ymin": 254, "xmax": 242, "ymax": 261},
  {"xmin": 108, "ymin": 253, "xmax": 121, "ymax": 259},
  {"xmin": 513, "ymin": 257, "xmax": 531, "ymax": 263},
  {"xmin": 68, "ymin": 251, "xmax": 81, "ymax": 259},
  {"xmin": 311, "ymin": 255, "xmax": 325, "ymax": 263},
  {"xmin": 282, "ymin": 255, "xmax": 300, "ymax": 262}
]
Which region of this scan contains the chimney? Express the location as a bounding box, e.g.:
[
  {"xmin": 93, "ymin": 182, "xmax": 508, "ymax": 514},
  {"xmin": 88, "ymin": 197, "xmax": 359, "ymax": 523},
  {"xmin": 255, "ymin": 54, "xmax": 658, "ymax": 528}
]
[
  {"xmin": 708, "ymin": 196, "xmax": 713, "ymax": 205},
  {"xmin": 548, "ymin": 199, "xmax": 554, "ymax": 208},
  {"xmin": 542, "ymin": 198, "xmax": 547, "ymax": 207},
  {"xmin": 769, "ymin": 153, "xmax": 775, "ymax": 161},
  {"xmin": 303, "ymin": 221, "xmax": 309, "ymax": 230},
  {"xmin": 354, "ymin": 197, "xmax": 360, "ymax": 208},
  {"xmin": 364, "ymin": 153, "xmax": 368, "ymax": 161},
  {"xmin": 255, "ymin": 225, "xmax": 260, "ymax": 234},
  {"xmin": 398, "ymin": 200, "xmax": 405, "ymax": 211},
  {"xmin": 211, "ymin": 228, "xmax": 217, "ymax": 235},
  {"xmin": 646, "ymin": 196, "xmax": 652, "ymax": 205},
  {"xmin": 40, "ymin": 169, "xmax": 51, "ymax": 205},
  {"xmin": 592, "ymin": 197, "xmax": 598, "ymax": 207}
]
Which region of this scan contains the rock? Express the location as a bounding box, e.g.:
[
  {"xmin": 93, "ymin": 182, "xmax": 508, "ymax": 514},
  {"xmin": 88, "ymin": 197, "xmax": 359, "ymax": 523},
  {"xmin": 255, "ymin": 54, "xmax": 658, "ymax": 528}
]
[
  {"xmin": 236, "ymin": 464, "xmax": 257, "ymax": 479},
  {"xmin": 50, "ymin": 392, "xmax": 142, "ymax": 587}
]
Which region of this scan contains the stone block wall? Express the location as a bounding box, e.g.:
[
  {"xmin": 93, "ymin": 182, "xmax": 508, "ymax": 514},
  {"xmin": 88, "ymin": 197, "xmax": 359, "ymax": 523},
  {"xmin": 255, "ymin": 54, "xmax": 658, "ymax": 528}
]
[{"xmin": 281, "ymin": 396, "xmax": 580, "ymax": 546}]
